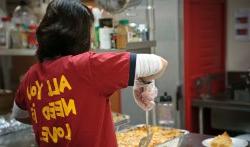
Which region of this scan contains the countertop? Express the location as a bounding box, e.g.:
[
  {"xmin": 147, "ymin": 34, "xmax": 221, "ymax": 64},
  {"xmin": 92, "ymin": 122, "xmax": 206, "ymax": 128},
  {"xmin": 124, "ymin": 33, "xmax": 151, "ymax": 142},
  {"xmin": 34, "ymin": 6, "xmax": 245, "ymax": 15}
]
[
  {"xmin": 192, "ymin": 98, "xmax": 250, "ymax": 112},
  {"xmin": 0, "ymin": 128, "xmax": 36, "ymax": 147},
  {"xmin": 192, "ymin": 97, "xmax": 250, "ymax": 133},
  {"xmin": 0, "ymin": 128, "xmax": 212, "ymax": 147},
  {"xmin": 0, "ymin": 128, "xmax": 248, "ymax": 147}
]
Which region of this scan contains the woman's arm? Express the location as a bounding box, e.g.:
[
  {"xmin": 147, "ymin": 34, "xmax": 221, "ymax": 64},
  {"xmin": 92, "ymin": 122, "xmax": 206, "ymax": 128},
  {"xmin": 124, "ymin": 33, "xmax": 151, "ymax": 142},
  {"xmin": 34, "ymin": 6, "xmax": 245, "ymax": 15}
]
[
  {"xmin": 135, "ymin": 54, "xmax": 168, "ymax": 82},
  {"xmin": 11, "ymin": 102, "xmax": 32, "ymax": 125},
  {"xmin": 141, "ymin": 57, "xmax": 168, "ymax": 82},
  {"xmin": 132, "ymin": 54, "xmax": 168, "ymax": 111}
]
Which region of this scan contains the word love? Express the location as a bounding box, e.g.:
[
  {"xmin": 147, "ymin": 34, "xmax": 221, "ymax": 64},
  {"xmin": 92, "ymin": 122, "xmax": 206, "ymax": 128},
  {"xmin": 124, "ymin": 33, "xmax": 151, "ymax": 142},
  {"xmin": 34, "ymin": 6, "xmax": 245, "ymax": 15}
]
[{"xmin": 40, "ymin": 123, "xmax": 72, "ymax": 143}]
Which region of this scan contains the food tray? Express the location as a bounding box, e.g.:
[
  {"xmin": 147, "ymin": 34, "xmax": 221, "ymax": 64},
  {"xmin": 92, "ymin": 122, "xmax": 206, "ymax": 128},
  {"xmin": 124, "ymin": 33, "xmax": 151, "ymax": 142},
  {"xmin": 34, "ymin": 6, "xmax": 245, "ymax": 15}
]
[
  {"xmin": 0, "ymin": 116, "xmax": 31, "ymax": 136},
  {"xmin": 116, "ymin": 124, "xmax": 189, "ymax": 147},
  {"xmin": 112, "ymin": 112, "xmax": 130, "ymax": 131}
]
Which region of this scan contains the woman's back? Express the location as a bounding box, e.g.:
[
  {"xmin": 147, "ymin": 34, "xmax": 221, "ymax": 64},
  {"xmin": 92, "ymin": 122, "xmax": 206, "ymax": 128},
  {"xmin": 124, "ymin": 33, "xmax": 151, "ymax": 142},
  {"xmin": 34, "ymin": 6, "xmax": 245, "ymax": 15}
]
[{"xmin": 16, "ymin": 51, "xmax": 132, "ymax": 147}]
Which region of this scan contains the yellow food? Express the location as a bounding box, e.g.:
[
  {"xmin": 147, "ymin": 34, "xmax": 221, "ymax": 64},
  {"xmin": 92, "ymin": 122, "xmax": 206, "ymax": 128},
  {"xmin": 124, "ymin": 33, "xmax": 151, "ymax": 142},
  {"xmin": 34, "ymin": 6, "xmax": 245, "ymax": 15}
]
[
  {"xmin": 116, "ymin": 126, "xmax": 183, "ymax": 147},
  {"xmin": 210, "ymin": 132, "xmax": 232, "ymax": 147}
]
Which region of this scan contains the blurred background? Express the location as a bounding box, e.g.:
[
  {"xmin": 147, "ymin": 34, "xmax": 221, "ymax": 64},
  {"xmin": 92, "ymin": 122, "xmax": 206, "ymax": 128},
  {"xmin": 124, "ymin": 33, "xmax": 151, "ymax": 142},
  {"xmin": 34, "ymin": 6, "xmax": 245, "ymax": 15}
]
[{"xmin": 0, "ymin": 0, "xmax": 250, "ymax": 143}]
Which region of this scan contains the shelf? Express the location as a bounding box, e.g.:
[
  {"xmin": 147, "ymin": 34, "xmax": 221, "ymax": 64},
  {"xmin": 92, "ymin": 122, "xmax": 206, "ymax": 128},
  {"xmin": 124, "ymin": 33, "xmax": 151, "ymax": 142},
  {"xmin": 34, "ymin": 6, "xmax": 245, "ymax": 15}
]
[
  {"xmin": 93, "ymin": 41, "xmax": 156, "ymax": 53},
  {"xmin": 0, "ymin": 49, "xmax": 36, "ymax": 56},
  {"xmin": 0, "ymin": 41, "xmax": 156, "ymax": 56},
  {"xmin": 125, "ymin": 41, "xmax": 156, "ymax": 50}
]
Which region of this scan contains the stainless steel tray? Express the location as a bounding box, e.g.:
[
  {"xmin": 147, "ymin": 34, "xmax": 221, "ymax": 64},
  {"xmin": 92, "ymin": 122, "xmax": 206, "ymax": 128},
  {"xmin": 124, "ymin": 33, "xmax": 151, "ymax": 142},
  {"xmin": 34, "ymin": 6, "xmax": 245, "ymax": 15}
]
[{"xmin": 117, "ymin": 124, "xmax": 189, "ymax": 147}]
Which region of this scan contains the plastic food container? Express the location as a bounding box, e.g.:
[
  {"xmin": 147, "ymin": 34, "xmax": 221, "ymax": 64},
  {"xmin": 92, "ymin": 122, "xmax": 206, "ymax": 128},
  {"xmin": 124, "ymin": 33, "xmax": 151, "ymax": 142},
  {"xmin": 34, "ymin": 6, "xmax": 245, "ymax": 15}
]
[
  {"xmin": 112, "ymin": 112, "xmax": 130, "ymax": 131},
  {"xmin": 116, "ymin": 124, "xmax": 189, "ymax": 147}
]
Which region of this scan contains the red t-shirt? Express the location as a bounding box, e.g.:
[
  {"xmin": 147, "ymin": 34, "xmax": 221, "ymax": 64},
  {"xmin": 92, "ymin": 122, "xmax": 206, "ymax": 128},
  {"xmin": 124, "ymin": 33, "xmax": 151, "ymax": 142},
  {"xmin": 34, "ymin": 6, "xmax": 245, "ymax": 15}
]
[{"xmin": 15, "ymin": 51, "xmax": 136, "ymax": 147}]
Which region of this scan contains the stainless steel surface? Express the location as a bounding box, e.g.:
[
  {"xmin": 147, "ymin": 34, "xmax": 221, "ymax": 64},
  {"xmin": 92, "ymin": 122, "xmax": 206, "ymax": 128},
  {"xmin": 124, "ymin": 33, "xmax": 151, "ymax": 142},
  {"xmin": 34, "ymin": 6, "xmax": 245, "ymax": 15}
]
[
  {"xmin": 178, "ymin": 0, "xmax": 185, "ymax": 129},
  {"xmin": 0, "ymin": 117, "xmax": 31, "ymax": 136},
  {"xmin": 145, "ymin": 0, "xmax": 157, "ymax": 125},
  {"xmin": 146, "ymin": 0, "xmax": 155, "ymax": 42},
  {"xmin": 118, "ymin": 124, "xmax": 189, "ymax": 146},
  {"xmin": 193, "ymin": 98, "xmax": 250, "ymax": 112},
  {"xmin": 0, "ymin": 127, "xmax": 225, "ymax": 147},
  {"xmin": 193, "ymin": 98, "xmax": 250, "ymax": 133},
  {"xmin": 116, "ymin": 0, "xmax": 180, "ymax": 127},
  {"xmin": 198, "ymin": 107, "xmax": 204, "ymax": 134},
  {"xmin": 153, "ymin": 0, "xmax": 182, "ymax": 128},
  {"xmin": 0, "ymin": 128, "xmax": 37, "ymax": 147}
]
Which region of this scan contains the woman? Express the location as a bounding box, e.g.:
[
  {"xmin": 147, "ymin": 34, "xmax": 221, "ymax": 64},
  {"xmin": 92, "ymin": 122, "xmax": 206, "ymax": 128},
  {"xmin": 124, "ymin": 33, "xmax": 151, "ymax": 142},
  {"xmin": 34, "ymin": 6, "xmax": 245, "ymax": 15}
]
[{"xmin": 11, "ymin": 0, "xmax": 168, "ymax": 146}]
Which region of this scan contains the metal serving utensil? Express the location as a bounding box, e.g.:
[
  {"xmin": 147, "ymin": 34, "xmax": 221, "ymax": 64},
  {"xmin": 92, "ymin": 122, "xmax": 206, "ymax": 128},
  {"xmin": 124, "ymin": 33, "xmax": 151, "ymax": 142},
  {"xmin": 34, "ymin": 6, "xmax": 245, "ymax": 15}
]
[{"xmin": 139, "ymin": 111, "xmax": 153, "ymax": 147}]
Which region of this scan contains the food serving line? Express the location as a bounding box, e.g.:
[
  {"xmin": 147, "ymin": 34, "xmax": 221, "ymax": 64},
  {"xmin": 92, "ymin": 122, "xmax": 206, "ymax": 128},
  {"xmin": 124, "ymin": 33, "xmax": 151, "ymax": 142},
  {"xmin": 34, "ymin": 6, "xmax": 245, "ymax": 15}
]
[
  {"xmin": 0, "ymin": 124, "xmax": 213, "ymax": 147},
  {"xmin": 2, "ymin": 112, "xmax": 247, "ymax": 147}
]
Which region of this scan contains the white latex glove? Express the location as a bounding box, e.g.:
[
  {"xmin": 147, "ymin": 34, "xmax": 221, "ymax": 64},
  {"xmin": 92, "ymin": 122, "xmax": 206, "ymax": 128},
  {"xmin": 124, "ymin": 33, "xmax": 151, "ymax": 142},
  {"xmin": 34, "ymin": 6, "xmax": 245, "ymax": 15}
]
[{"xmin": 133, "ymin": 80, "xmax": 158, "ymax": 111}]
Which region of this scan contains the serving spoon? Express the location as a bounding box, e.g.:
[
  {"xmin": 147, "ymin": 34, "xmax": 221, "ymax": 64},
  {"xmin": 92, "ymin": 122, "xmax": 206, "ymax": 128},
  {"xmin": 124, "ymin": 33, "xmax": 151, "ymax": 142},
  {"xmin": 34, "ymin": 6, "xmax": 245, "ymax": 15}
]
[{"xmin": 139, "ymin": 111, "xmax": 153, "ymax": 147}]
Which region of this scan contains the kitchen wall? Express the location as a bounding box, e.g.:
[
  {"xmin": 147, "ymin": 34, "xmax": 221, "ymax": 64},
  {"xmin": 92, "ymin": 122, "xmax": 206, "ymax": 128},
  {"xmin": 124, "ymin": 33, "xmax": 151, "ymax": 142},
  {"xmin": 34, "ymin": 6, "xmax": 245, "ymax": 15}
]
[
  {"xmin": 0, "ymin": 0, "xmax": 7, "ymax": 15},
  {"xmin": 1, "ymin": 0, "xmax": 182, "ymax": 127},
  {"xmin": 226, "ymin": 0, "xmax": 250, "ymax": 71},
  {"xmin": 211, "ymin": 0, "xmax": 250, "ymax": 133},
  {"xmin": 119, "ymin": 0, "xmax": 181, "ymax": 126}
]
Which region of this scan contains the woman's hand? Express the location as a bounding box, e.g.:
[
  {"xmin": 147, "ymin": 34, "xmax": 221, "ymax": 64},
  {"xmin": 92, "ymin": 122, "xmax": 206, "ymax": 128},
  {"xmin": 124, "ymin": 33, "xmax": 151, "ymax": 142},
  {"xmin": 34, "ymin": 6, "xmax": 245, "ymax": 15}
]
[{"xmin": 133, "ymin": 80, "xmax": 158, "ymax": 111}]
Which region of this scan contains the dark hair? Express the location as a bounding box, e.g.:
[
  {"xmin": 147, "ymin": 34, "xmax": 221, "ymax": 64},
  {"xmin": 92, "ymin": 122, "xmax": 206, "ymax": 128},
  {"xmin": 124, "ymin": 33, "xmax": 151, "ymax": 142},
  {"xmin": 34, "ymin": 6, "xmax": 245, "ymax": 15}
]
[{"xmin": 36, "ymin": 0, "xmax": 94, "ymax": 62}]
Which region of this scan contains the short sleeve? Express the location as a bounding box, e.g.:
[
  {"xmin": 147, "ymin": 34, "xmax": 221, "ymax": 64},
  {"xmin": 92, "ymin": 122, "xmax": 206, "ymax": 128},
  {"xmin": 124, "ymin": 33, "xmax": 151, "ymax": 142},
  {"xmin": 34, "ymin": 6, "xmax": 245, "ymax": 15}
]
[
  {"xmin": 14, "ymin": 74, "xmax": 28, "ymax": 110},
  {"xmin": 89, "ymin": 52, "xmax": 136, "ymax": 96}
]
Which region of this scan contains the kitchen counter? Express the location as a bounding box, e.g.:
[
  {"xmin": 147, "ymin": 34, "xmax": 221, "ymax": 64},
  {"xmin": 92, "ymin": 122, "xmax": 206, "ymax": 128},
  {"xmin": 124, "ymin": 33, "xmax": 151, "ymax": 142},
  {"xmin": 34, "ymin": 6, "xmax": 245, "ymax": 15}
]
[
  {"xmin": 193, "ymin": 98, "xmax": 250, "ymax": 112},
  {"xmin": 192, "ymin": 98, "xmax": 250, "ymax": 134},
  {"xmin": 0, "ymin": 128, "xmax": 37, "ymax": 147},
  {"xmin": 0, "ymin": 128, "xmax": 217, "ymax": 147},
  {"xmin": 181, "ymin": 133, "xmax": 212, "ymax": 147}
]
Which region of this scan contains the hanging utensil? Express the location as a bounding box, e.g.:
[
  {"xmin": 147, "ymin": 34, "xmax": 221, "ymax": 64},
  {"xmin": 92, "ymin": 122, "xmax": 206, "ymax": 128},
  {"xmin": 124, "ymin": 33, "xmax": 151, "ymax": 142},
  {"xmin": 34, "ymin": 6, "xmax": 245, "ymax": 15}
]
[{"xmin": 139, "ymin": 111, "xmax": 153, "ymax": 147}]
